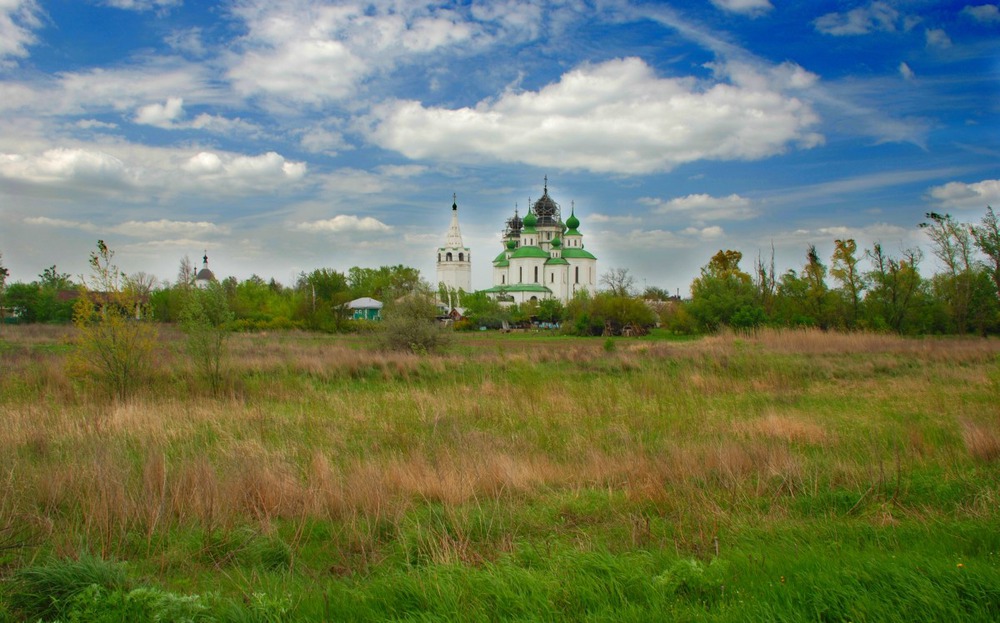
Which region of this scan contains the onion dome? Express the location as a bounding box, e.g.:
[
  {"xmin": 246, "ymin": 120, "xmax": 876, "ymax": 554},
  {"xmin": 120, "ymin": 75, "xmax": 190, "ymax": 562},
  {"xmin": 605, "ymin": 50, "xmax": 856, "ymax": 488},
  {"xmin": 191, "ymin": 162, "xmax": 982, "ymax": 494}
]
[
  {"xmin": 532, "ymin": 176, "xmax": 560, "ymax": 226},
  {"xmin": 522, "ymin": 209, "xmax": 537, "ymax": 230},
  {"xmin": 551, "ymin": 237, "xmax": 562, "ymax": 248},
  {"xmin": 565, "ymin": 209, "xmax": 580, "ymax": 231},
  {"xmin": 506, "ymin": 239, "xmax": 517, "ymax": 250}
]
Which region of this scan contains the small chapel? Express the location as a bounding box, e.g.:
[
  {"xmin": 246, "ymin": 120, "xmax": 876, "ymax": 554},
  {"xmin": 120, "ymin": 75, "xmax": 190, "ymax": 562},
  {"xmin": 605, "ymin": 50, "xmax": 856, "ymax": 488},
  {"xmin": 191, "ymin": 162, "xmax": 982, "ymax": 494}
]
[{"xmin": 436, "ymin": 179, "xmax": 597, "ymax": 305}]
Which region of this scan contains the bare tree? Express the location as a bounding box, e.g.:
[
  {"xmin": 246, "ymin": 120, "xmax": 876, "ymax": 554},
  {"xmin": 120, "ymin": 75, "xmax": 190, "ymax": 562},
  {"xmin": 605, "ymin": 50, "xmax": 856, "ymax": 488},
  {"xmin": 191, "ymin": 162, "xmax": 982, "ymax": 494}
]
[
  {"xmin": 126, "ymin": 271, "xmax": 158, "ymax": 299},
  {"xmin": 600, "ymin": 267, "xmax": 636, "ymax": 297},
  {"xmin": 177, "ymin": 255, "xmax": 196, "ymax": 288}
]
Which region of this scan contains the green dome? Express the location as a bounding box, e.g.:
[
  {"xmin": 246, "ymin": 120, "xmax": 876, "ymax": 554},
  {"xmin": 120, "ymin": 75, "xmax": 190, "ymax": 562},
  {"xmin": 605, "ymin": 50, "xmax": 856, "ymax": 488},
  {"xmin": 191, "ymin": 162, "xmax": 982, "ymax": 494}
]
[
  {"xmin": 565, "ymin": 210, "xmax": 580, "ymax": 230},
  {"xmin": 523, "ymin": 210, "xmax": 537, "ymax": 228},
  {"xmin": 551, "ymin": 237, "xmax": 562, "ymax": 248},
  {"xmin": 506, "ymin": 239, "xmax": 517, "ymax": 250}
]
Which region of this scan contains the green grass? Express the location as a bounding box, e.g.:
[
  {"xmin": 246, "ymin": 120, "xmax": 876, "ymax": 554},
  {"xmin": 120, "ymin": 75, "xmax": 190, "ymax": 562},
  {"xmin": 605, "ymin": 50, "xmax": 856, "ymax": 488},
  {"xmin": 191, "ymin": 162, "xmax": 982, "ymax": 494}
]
[{"xmin": 0, "ymin": 327, "xmax": 998, "ymax": 620}]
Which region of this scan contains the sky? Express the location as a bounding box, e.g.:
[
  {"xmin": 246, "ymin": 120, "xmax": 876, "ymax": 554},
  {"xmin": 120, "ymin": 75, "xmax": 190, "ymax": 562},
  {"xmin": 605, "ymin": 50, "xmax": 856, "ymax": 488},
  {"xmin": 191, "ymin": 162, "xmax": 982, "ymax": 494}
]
[{"xmin": 0, "ymin": 0, "xmax": 998, "ymax": 295}]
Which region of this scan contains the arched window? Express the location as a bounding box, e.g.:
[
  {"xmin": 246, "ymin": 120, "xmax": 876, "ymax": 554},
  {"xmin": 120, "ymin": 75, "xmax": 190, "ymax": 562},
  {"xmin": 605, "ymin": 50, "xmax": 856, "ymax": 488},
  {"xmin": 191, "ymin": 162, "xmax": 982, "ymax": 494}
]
[
  {"xmin": 550, "ymin": 273, "xmax": 554, "ymax": 283},
  {"xmin": 437, "ymin": 254, "xmax": 441, "ymax": 262},
  {"xmin": 502, "ymin": 274, "xmax": 506, "ymax": 284},
  {"xmin": 446, "ymin": 252, "xmax": 453, "ymax": 261},
  {"xmin": 575, "ymin": 267, "xmax": 579, "ymax": 284},
  {"xmin": 534, "ymin": 266, "xmax": 538, "ymax": 283},
  {"xmin": 459, "ymin": 252, "xmax": 464, "ymax": 261},
  {"xmin": 519, "ymin": 267, "xmax": 523, "ymax": 283}
]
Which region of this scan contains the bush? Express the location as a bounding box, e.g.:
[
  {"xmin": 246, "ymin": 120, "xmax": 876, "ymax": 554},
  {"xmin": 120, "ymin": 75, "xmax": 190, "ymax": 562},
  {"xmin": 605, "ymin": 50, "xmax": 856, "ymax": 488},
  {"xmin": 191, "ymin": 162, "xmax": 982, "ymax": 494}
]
[{"xmin": 378, "ymin": 291, "xmax": 451, "ymax": 354}]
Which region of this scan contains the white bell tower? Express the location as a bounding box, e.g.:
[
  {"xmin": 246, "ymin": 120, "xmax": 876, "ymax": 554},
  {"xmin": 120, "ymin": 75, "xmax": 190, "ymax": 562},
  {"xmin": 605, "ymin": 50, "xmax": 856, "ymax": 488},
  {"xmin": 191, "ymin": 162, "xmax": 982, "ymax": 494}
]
[{"xmin": 436, "ymin": 195, "xmax": 472, "ymax": 301}]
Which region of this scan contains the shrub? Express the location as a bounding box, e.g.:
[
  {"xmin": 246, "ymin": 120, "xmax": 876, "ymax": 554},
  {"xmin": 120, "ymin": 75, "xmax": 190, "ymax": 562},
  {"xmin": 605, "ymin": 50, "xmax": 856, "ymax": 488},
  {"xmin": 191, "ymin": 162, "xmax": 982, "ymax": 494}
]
[{"xmin": 378, "ymin": 291, "xmax": 451, "ymax": 354}]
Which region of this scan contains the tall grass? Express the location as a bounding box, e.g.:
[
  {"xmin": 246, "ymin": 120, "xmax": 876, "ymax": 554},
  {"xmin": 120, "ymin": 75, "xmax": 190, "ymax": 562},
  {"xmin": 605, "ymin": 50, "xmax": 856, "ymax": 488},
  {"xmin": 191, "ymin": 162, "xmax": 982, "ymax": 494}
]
[{"xmin": 1, "ymin": 325, "xmax": 998, "ymax": 620}]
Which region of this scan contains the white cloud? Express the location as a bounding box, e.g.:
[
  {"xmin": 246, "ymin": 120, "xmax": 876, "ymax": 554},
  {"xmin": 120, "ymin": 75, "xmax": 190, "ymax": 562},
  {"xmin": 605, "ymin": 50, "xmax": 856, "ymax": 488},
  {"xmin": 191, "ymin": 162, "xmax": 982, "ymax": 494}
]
[
  {"xmin": 182, "ymin": 151, "xmax": 307, "ymax": 185},
  {"xmin": 367, "ymin": 57, "xmax": 820, "ymax": 175},
  {"xmin": 682, "ymin": 225, "xmax": 725, "ymax": 240},
  {"xmin": 814, "ymin": 2, "xmax": 899, "ymax": 35},
  {"xmin": 644, "ymin": 193, "xmax": 758, "ymax": 223},
  {"xmin": 0, "ymin": 148, "xmax": 131, "ymax": 187},
  {"xmin": 299, "ymin": 126, "xmax": 350, "ymax": 155},
  {"xmin": 135, "ymin": 97, "xmax": 185, "ymax": 127},
  {"xmin": 710, "ymin": 0, "xmax": 773, "ymax": 17},
  {"xmin": 0, "ymin": 0, "xmax": 42, "ymax": 64},
  {"xmin": 925, "ymin": 28, "xmax": 952, "ymax": 49},
  {"xmin": 928, "ymin": 179, "xmax": 1000, "ymax": 209},
  {"xmin": 898, "ymin": 62, "xmax": 915, "ymax": 80},
  {"xmin": 962, "ymin": 4, "xmax": 1000, "ymax": 22},
  {"xmin": 25, "ymin": 216, "xmax": 228, "ymax": 239},
  {"xmin": 99, "ymin": 0, "xmax": 181, "ymax": 11},
  {"xmin": 76, "ymin": 119, "xmax": 119, "ymax": 130},
  {"xmin": 294, "ymin": 215, "xmax": 390, "ymax": 233},
  {"xmin": 0, "ymin": 145, "xmax": 305, "ymax": 198},
  {"xmin": 165, "ymin": 27, "xmax": 207, "ymax": 56},
  {"xmin": 226, "ymin": 1, "xmax": 480, "ymax": 105},
  {"xmin": 589, "ymin": 213, "xmax": 643, "ymax": 226}
]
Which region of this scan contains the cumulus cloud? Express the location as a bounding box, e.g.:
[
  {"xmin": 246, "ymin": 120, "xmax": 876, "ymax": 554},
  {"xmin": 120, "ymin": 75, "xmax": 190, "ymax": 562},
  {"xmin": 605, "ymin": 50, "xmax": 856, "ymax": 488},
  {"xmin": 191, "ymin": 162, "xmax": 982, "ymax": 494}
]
[
  {"xmin": 962, "ymin": 4, "xmax": 1000, "ymax": 22},
  {"xmin": 682, "ymin": 225, "xmax": 725, "ymax": 240},
  {"xmin": 294, "ymin": 215, "xmax": 391, "ymax": 233},
  {"xmin": 0, "ymin": 148, "xmax": 131, "ymax": 187},
  {"xmin": 0, "ymin": 145, "xmax": 305, "ymax": 197},
  {"xmin": 928, "ymin": 179, "xmax": 1000, "ymax": 209},
  {"xmin": 76, "ymin": 119, "xmax": 119, "ymax": 130},
  {"xmin": 899, "ymin": 62, "xmax": 915, "ymax": 80},
  {"xmin": 710, "ymin": 0, "xmax": 773, "ymax": 17},
  {"xmin": 925, "ymin": 28, "xmax": 952, "ymax": 49},
  {"xmin": 814, "ymin": 2, "xmax": 899, "ymax": 35},
  {"xmin": 367, "ymin": 57, "xmax": 820, "ymax": 175},
  {"xmin": 135, "ymin": 97, "xmax": 185, "ymax": 127},
  {"xmin": 0, "ymin": 0, "xmax": 42, "ymax": 64},
  {"xmin": 227, "ymin": 1, "xmax": 480, "ymax": 104},
  {"xmin": 181, "ymin": 151, "xmax": 306, "ymax": 186}
]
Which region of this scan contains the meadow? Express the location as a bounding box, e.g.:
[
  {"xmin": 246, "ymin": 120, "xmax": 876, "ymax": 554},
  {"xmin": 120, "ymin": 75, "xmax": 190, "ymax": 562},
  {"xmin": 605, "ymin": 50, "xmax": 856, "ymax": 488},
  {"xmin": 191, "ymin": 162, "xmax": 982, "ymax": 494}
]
[{"xmin": 1, "ymin": 325, "xmax": 998, "ymax": 621}]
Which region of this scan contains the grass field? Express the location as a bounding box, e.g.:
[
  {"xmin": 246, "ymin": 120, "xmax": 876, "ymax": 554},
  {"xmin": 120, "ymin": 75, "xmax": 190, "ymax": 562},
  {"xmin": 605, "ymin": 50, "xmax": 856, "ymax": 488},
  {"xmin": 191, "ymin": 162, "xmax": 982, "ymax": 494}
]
[{"xmin": 1, "ymin": 325, "xmax": 998, "ymax": 621}]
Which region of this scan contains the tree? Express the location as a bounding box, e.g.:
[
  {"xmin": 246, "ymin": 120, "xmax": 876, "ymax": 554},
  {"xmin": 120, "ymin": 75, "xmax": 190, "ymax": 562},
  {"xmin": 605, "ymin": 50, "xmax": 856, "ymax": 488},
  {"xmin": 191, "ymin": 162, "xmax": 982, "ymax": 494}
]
[
  {"xmin": 864, "ymin": 243, "xmax": 926, "ymax": 333},
  {"xmin": 295, "ymin": 268, "xmax": 352, "ymax": 331},
  {"xmin": 971, "ymin": 206, "xmax": 1000, "ymax": 302},
  {"xmin": 920, "ymin": 212, "xmax": 977, "ymax": 333},
  {"xmin": 177, "ymin": 255, "xmax": 196, "ymax": 288},
  {"xmin": 830, "ymin": 239, "xmax": 866, "ymax": 329},
  {"xmin": 753, "ymin": 244, "xmax": 778, "ymax": 317},
  {"xmin": 600, "ymin": 267, "xmax": 636, "ymax": 297},
  {"xmin": 69, "ymin": 240, "xmax": 158, "ymax": 400},
  {"xmin": 0, "ymin": 252, "xmax": 8, "ymax": 327},
  {"xmin": 802, "ymin": 245, "xmax": 832, "ymax": 328},
  {"xmin": 378, "ymin": 285, "xmax": 451, "ymax": 354},
  {"xmin": 688, "ymin": 250, "xmax": 762, "ymax": 332},
  {"xmin": 180, "ymin": 282, "xmax": 233, "ymax": 395}
]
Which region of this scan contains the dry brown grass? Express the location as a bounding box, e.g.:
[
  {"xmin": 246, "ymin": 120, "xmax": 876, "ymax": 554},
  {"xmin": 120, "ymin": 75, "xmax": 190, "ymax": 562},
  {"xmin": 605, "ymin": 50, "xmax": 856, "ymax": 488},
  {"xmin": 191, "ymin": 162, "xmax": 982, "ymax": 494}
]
[
  {"xmin": 735, "ymin": 412, "xmax": 831, "ymax": 446},
  {"xmin": 961, "ymin": 419, "xmax": 1000, "ymax": 463}
]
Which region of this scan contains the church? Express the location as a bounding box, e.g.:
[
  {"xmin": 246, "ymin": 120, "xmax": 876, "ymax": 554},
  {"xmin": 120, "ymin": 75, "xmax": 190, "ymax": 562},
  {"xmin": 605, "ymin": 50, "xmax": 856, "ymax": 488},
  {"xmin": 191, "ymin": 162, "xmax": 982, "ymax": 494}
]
[{"xmin": 436, "ymin": 180, "xmax": 597, "ymax": 305}]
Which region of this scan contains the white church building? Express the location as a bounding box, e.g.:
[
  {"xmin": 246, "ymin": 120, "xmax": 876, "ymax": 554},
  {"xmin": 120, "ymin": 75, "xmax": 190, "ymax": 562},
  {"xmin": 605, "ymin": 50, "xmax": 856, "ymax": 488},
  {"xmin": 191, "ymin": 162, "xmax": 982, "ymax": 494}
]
[{"xmin": 436, "ymin": 180, "xmax": 597, "ymax": 305}]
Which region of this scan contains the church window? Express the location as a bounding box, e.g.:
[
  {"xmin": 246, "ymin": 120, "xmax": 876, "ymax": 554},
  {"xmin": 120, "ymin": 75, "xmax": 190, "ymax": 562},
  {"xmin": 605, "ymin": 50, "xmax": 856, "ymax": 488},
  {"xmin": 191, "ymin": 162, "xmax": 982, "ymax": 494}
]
[
  {"xmin": 519, "ymin": 267, "xmax": 523, "ymax": 283},
  {"xmin": 575, "ymin": 267, "xmax": 579, "ymax": 284},
  {"xmin": 446, "ymin": 252, "xmax": 453, "ymax": 261},
  {"xmin": 550, "ymin": 273, "xmax": 554, "ymax": 283},
  {"xmin": 534, "ymin": 266, "xmax": 538, "ymax": 283},
  {"xmin": 437, "ymin": 254, "xmax": 441, "ymax": 262},
  {"xmin": 502, "ymin": 274, "xmax": 506, "ymax": 284},
  {"xmin": 459, "ymin": 252, "xmax": 464, "ymax": 261}
]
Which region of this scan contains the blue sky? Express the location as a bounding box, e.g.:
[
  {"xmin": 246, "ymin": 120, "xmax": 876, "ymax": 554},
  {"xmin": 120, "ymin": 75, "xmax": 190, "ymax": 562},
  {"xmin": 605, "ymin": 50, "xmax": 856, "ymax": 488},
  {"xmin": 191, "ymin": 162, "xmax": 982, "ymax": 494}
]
[{"xmin": 1, "ymin": 0, "xmax": 997, "ymax": 294}]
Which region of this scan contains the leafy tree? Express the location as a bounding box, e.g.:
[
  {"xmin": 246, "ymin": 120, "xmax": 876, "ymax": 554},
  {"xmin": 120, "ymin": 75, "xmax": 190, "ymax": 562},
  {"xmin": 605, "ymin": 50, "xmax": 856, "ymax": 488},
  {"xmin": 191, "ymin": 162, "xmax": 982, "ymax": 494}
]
[
  {"xmin": 536, "ymin": 298, "xmax": 565, "ymax": 324},
  {"xmin": 864, "ymin": 243, "xmax": 927, "ymax": 334},
  {"xmin": 920, "ymin": 212, "xmax": 977, "ymax": 333},
  {"xmin": 180, "ymin": 282, "xmax": 233, "ymax": 395},
  {"xmin": 0, "ymin": 252, "xmax": 8, "ymax": 326},
  {"xmin": 459, "ymin": 291, "xmax": 510, "ymax": 329},
  {"xmin": 349, "ymin": 265, "xmax": 422, "ymax": 300},
  {"xmin": 39, "ymin": 265, "xmax": 74, "ymax": 291},
  {"xmin": 642, "ymin": 286, "xmax": 674, "ymax": 301},
  {"xmin": 830, "ymin": 239, "xmax": 866, "ymax": 329},
  {"xmin": 295, "ymin": 268, "xmax": 352, "ymax": 331},
  {"xmin": 688, "ymin": 250, "xmax": 762, "ymax": 332},
  {"xmin": 971, "ymin": 206, "xmax": 1000, "ymax": 302},
  {"xmin": 802, "ymin": 245, "xmax": 833, "ymax": 328},
  {"xmin": 563, "ymin": 291, "xmax": 656, "ymax": 336},
  {"xmin": 753, "ymin": 245, "xmax": 778, "ymax": 317},
  {"xmin": 69, "ymin": 241, "xmax": 158, "ymax": 400}
]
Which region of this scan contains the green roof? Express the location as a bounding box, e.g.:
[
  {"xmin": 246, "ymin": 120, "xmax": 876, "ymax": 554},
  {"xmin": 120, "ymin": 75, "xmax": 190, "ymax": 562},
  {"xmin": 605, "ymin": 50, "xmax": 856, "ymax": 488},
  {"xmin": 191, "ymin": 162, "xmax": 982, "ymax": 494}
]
[
  {"xmin": 545, "ymin": 257, "xmax": 569, "ymax": 265},
  {"xmin": 510, "ymin": 245, "xmax": 550, "ymax": 259},
  {"xmin": 564, "ymin": 228, "xmax": 582, "ymax": 237},
  {"xmin": 561, "ymin": 248, "xmax": 597, "ymax": 260},
  {"xmin": 495, "ymin": 260, "xmax": 509, "ymax": 267},
  {"xmin": 481, "ymin": 284, "xmax": 553, "ymax": 294},
  {"xmin": 493, "ymin": 250, "xmax": 508, "ymax": 263}
]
